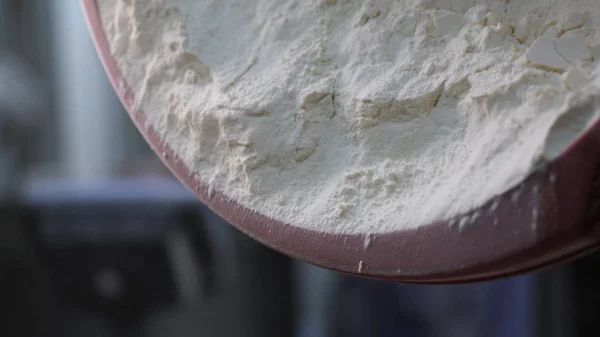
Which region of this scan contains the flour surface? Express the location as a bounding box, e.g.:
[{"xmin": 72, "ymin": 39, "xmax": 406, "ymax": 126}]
[{"xmin": 99, "ymin": 0, "xmax": 600, "ymax": 234}]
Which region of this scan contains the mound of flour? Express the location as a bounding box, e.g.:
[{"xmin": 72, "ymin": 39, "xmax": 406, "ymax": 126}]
[{"xmin": 99, "ymin": 0, "xmax": 600, "ymax": 234}]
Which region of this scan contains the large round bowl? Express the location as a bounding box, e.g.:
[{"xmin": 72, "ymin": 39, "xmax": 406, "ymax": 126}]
[{"xmin": 82, "ymin": 0, "xmax": 600, "ymax": 283}]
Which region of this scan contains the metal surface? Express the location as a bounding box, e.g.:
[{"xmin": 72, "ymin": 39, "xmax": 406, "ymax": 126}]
[{"xmin": 82, "ymin": 0, "xmax": 600, "ymax": 283}]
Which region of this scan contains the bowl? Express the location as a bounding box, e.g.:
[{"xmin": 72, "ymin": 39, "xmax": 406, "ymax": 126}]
[{"xmin": 82, "ymin": 0, "xmax": 600, "ymax": 283}]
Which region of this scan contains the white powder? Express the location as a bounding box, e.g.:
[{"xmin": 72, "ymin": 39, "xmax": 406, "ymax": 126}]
[{"xmin": 98, "ymin": 0, "xmax": 600, "ymax": 234}]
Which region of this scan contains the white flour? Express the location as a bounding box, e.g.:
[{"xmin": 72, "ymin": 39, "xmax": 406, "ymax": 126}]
[{"xmin": 99, "ymin": 0, "xmax": 600, "ymax": 234}]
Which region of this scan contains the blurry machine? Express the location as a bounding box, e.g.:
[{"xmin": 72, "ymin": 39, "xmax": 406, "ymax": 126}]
[
  {"xmin": 26, "ymin": 179, "xmax": 215, "ymax": 336},
  {"xmin": 0, "ymin": 178, "xmax": 294, "ymax": 337},
  {"xmin": 29, "ymin": 182, "xmax": 214, "ymax": 332}
]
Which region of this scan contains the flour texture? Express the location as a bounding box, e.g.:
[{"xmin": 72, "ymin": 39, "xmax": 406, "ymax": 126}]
[{"xmin": 99, "ymin": 0, "xmax": 600, "ymax": 234}]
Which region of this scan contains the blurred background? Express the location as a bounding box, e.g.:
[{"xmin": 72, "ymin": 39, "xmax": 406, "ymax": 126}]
[{"xmin": 0, "ymin": 1, "xmax": 598, "ymax": 336}]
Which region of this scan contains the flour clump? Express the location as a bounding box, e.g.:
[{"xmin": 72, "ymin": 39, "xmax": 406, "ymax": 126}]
[{"xmin": 98, "ymin": 0, "xmax": 600, "ymax": 234}]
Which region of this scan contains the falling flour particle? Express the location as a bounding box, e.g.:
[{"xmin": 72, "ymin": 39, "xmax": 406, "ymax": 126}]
[
  {"xmin": 469, "ymin": 212, "xmax": 481, "ymax": 224},
  {"xmin": 363, "ymin": 234, "xmax": 373, "ymax": 250},
  {"xmin": 99, "ymin": 0, "xmax": 600, "ymax": 234},
  {"xmin": 511, "ymin": 188, "xmax": 523, "ymax": 204},
  {"xmin": 458, "ymin": 217, "xmax": 471, "ymax": 231},
  {"xmin": 490, "ymin": 199, "xmax": 500, "ymax": 213}
]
